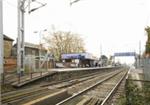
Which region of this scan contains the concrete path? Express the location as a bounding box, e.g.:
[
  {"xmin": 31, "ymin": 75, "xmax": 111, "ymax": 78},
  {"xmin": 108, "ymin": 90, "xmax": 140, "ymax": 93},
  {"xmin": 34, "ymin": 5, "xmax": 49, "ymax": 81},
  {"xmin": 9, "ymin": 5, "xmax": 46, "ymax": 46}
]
[{"xmin": 128, "ymin": 67, "xmax": 143, "ymax": 88}]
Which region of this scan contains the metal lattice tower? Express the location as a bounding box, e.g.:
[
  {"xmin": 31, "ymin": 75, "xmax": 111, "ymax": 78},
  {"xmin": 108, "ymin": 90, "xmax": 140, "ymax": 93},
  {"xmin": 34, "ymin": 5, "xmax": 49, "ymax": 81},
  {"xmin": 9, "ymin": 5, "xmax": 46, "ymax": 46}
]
[
  {"xmin": 17, "ymin": 0, "xmax": 46, "ymax": 76},
  {"xmin": 0, "ymin": 0, "xmax": 4, "ymax": 75}
]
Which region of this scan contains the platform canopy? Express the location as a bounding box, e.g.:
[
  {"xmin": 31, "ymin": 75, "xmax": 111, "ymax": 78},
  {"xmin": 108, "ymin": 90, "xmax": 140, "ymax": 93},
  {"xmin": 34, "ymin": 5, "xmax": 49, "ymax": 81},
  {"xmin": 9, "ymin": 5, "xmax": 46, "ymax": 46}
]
[{"xmin": 61, "ymin": 53, "xmax": 96, "ymax": 60}]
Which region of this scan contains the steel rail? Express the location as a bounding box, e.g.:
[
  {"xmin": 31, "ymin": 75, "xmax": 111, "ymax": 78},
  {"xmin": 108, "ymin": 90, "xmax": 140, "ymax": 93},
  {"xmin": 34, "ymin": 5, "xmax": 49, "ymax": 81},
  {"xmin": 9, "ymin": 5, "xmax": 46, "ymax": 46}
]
[
  {"xmin": 2, "ymin": 88, "xmax": 48, "ymax": 103},
  {"xmin": 56, "ymin": 70, "xmax": 123, "ymax": 105},
  {"xmin": 101, "ymin": 70, "xmax": 128, "ymax": 105}
]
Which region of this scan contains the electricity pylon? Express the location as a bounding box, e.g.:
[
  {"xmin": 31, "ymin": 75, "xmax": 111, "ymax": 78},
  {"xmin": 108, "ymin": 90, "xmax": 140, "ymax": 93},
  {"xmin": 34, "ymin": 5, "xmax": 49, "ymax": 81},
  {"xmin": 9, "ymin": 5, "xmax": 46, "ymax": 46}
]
[{"xmin": 17, "ymin": 0, "xmax": 46, "ymax": 79}]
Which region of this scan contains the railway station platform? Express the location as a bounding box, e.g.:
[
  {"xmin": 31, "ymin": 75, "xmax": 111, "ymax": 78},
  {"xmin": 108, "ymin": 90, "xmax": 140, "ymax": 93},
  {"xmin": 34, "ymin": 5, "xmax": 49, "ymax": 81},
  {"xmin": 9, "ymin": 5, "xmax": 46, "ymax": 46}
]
[
  {"xmin": 10, "ymin": 66, "xmax": 117, "ymax": 87},
  {"xmin": 50, "ymin": 66, "xmax": 115, "ymax": 71},
  {"xmin": 11, "ymin": 71, "xmax": 57, "ymax": 87}
]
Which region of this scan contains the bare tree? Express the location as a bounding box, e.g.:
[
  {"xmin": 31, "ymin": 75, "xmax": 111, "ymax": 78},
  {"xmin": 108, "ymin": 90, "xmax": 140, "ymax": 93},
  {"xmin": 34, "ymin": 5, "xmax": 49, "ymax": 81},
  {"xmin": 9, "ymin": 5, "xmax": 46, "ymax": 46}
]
[{"xmin": 44, "ymin": 30, "xmax": 85, "ymax": 61}]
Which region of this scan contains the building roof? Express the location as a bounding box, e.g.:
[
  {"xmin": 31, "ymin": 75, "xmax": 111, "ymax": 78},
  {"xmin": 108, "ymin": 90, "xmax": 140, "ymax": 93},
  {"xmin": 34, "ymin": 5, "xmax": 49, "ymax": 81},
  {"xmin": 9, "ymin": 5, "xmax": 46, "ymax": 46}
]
[
  {"xmin": 24, "ymin": 42, "xmax": 39, "ymax": 49},
  {"xmin": 24, "ymin": 42, "xmax": 47, "ymax": 51},
  {"xmin": 13, "ymin": 42, "xmax": 47, "ymax": 51},
  {"xmin": 3, "ymin": 34, "xmax": 14, "ymax": 41},
  {"xmin": 61, "ymin": 53, "xmax": 97, "ymax": 60}
]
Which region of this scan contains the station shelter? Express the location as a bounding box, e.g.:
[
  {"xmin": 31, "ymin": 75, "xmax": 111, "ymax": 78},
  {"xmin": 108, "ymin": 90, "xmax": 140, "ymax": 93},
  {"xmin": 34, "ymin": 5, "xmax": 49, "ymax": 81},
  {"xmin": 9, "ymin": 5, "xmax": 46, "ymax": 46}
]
[{"xmin": 61, "ymin": 53, "xmax": 97, "ymax": 67}]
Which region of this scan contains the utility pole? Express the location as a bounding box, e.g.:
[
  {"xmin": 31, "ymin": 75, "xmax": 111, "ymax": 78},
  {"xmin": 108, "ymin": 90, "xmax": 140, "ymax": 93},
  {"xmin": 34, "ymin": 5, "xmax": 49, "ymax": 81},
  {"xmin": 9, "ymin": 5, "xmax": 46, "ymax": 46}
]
[
  {"xmin": 100, "ymin": 44, "xmax": 102, "ymax": 57},
  {"xmin": 17, "ymin": 0, "xmax": 25, "ymax": 77},
  {"xmin": 139, "ymin": 41, "xmax": 141, "ymax": 67},
  {"xmin": 100, "ymin": 44, "xmax": 102, "ymax": 59},
  {"xmin": 0, "ymin": 0, "xmax": 4, "ymax": 84}
]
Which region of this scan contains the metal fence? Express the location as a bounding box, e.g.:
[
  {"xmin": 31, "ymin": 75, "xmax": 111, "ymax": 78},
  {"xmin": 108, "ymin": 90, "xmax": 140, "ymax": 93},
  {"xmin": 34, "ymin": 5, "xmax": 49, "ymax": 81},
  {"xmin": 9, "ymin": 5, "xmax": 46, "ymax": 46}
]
[
  {"xmin": 25, "ymin": 55, "xmax": 55, "ymax": 73},
  {"xmin": 142, "ymin": 58, "xmax": 150, "ymax": 81}
]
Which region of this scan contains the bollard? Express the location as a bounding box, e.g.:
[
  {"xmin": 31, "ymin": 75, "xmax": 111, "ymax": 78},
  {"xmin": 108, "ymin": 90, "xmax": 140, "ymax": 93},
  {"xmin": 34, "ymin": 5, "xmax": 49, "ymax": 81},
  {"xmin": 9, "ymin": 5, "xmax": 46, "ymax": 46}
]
[
  {"xmin": 40, "ymin": 71, "xmax": 42, "ymax": 76},
  {"xmin": 31, "ymin": 72, "xmax": 33, "ymax": 79}
]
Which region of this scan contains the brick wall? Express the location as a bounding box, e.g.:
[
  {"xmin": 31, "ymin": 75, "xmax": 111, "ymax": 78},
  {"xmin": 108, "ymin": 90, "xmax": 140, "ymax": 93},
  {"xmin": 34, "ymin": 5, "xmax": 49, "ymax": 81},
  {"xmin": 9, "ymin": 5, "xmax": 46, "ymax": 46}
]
[
  {"xmin": 4, "ymin": 40, "xmax": 13, "ymax": 58},
  {"xmin": 4, "ymin": 58, "xmax": 17, "ymax": 72}
]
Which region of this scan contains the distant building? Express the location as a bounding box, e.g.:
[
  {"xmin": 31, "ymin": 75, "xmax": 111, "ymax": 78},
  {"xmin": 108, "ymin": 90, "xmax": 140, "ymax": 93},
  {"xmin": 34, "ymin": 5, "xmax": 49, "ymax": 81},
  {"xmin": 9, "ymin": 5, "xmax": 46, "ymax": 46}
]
[
  {"xmin": 12, "ymin": 42, "xmax": 47, "ymax": 57},
  {"xmin": 3, "ymin": 34, "xmax": 14, "ymax": 58},
  {"xmin": 3, "ymin": 35, "xmax": 16, "ymax": 71},
  {"xmin": 12, "ymin": 42, "xmax": 52, "ymax": 71},
  {"xmin": 99, "ymin": 55, "xmax": 108, "ymax": 66}
]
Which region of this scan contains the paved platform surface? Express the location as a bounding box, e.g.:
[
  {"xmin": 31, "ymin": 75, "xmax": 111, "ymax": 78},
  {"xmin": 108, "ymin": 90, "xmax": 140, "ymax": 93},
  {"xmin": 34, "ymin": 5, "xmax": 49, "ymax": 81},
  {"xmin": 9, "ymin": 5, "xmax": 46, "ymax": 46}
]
[{"xmin": 50, "ymin": 66, "xmax": 114, "ymax": 71}]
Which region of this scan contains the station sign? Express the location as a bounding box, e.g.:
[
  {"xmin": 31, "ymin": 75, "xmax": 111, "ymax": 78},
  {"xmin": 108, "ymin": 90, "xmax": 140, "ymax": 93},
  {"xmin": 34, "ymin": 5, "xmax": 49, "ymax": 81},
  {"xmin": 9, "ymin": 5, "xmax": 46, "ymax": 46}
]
[
  {"xmin": 114, "ymin": 52, "xmax": 136, "ymax": 57},
  {"xmin": 61, "ymin": 53, "xmax": 96, "ymax": 60}
]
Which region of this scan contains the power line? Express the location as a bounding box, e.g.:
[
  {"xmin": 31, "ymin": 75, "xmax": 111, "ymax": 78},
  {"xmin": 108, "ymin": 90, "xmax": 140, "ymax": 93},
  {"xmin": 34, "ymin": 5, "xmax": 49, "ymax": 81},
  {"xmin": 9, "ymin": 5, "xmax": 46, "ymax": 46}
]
[
  {"xmin": 70, "ymin": 0, "xmax": 82, "ymax": 6},
  {"xmin": 4, "ymin": 0, "xmax": 17, "ymax": 8}
]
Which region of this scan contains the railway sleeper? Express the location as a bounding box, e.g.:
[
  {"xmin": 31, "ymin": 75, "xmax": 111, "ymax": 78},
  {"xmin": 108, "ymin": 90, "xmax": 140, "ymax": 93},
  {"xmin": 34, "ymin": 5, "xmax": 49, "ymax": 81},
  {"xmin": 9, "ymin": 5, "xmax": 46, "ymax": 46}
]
[
  {"xmin": 76, "ymin": 96, "xmax": 101, "ymax": 105},
  {"xmin": 86, "ymin": 97, "xmax": 101, "ymax": 105}
]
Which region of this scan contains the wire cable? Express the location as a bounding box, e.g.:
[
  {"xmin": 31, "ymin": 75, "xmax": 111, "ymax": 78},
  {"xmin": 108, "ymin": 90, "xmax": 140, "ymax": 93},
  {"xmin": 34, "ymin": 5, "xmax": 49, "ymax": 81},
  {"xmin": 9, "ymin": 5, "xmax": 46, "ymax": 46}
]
[{"xmin": 3, "ymin": 0, "xmax": 17, "ymax": 8}]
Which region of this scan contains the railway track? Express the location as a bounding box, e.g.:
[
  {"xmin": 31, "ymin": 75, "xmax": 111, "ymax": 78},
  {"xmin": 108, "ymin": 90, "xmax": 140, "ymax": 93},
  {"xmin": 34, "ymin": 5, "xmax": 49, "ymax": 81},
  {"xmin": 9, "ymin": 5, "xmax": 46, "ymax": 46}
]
[
  {"xmin": 101, "ymin": 74, "xmax": 126, "ymax": 105},
  {"xmin": 66, "ymin": 70, "xmax": 121, "ymax": 95},
  {"xmin": 100, "ymin": 70, "xmax": 127, "ymax": 105},
  {"xmin": 2, "ymin": 70, "xmax": 118, "ymax": 104},
  {"xmin": 20, "ymin": 70, "xmax": 124, "ymax": 105},
  {"xmin": 56, "ymin": 70, "xmax": 127, "ymax": 105},
  {"xmin": 2, "ymin": 87, "xmax": 48, "ymax": 103},
  {"xmin": 2, "ymin": 70, "xmax": 106, "ymax": 96},
  {"xmin": 2, "ymin": 68, "xmax": 125, "ymax": 105}
]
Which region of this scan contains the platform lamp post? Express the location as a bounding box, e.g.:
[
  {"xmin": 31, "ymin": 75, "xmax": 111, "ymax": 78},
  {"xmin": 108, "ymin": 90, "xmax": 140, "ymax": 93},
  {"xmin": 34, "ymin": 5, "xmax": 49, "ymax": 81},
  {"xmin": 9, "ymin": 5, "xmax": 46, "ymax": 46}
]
[{"xmin": 34, "ymin": 29, "xmax": 47, "ymax": 71}]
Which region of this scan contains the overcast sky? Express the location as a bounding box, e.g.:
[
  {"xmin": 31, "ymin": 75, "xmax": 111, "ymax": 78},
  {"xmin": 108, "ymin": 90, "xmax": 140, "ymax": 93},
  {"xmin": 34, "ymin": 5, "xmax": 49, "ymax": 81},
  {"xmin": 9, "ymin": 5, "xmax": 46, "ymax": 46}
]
[{"xmin": 3, "ymin": 0, "xmax": 150, "ymax": 64}]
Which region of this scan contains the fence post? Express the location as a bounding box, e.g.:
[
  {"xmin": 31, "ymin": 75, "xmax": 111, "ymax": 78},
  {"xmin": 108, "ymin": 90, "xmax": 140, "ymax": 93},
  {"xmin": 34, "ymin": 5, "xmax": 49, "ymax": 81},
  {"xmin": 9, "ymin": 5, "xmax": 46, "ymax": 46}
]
[
  {"xmin": 46, "ymin": 61, "xmax": 48, "ymax": 71},
  {"xmin": 1, "ymin": 73, "xmax": 5, "ymax": 84},
  {"xmin": 18, "ymin": 73, "xmax": 20, "ymax": 84}
]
